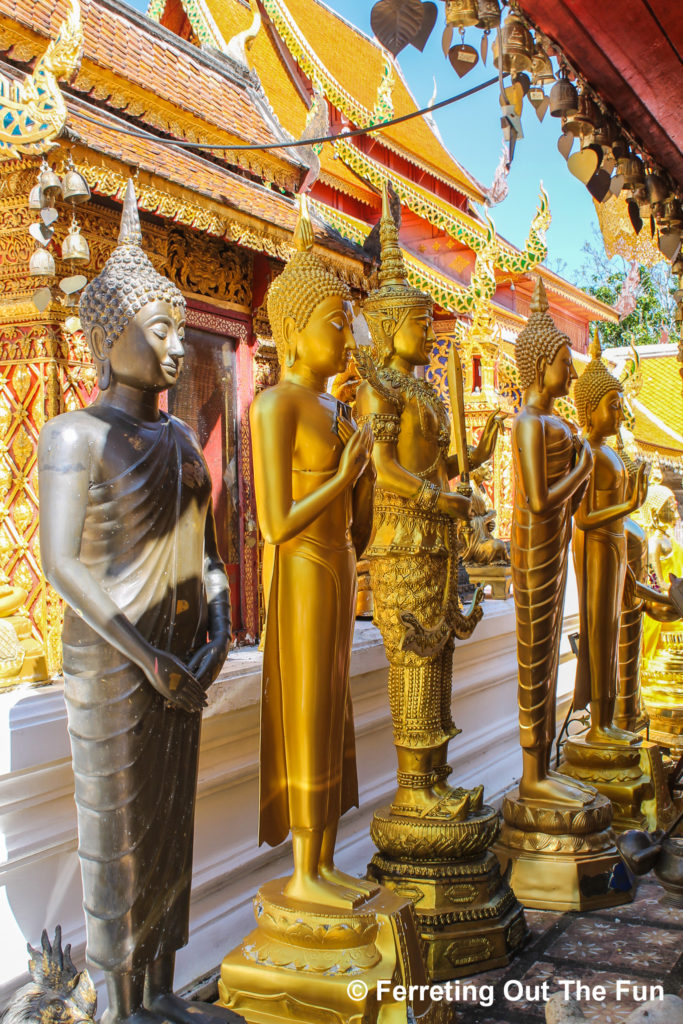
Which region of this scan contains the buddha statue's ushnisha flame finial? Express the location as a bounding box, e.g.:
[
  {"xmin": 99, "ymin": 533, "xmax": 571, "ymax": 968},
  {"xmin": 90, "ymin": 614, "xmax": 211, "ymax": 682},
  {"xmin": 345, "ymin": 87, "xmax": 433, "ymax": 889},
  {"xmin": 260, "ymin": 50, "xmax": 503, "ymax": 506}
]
[
  {"xmin": 79, "ymin": 179, "xmax": 184, "ymax": 344},
  {"xmin": 574, "ymin": 327, "xmax": 623, "ymax": 428},
  {"xmin": 514, "ymin": 275, "xmax": 571, "ymax": 390},
  {"xmin": 266, "ymin": 193, "xmax": 350, "ymax": 365}
]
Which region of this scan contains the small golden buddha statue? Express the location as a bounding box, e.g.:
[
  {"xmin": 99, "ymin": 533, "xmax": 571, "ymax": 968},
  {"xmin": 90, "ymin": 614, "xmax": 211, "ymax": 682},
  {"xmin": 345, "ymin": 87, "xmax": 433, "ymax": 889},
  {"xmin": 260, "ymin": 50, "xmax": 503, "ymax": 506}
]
[
  {"xmin": 560, "ymin": 335, "xmax": 677, "ymax": 831},
  {"xmin": 496, "ymin": 281, "xmax": 632, "ymax": 911},
  {"xmin": 354, "ymin": 185, "xmax": 526, "ymax": 980},
  {"xmin": 0, "ymin": 572, "xmax": 47, "ymax": 686},
  {"xmin": 218, "ymin": 197, "xmax": 430, "ymax": 1023}
]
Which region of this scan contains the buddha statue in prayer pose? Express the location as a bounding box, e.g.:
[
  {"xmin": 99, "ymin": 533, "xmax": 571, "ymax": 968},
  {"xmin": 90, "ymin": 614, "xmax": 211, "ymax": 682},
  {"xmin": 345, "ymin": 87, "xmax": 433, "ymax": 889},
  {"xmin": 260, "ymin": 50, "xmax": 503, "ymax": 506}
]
[
  {"xmin": 355, "ymin": 185, "xmax": 504, "ymax": 822},
  {"xmin": 250, "ymin": 198, "xmax": 375, "ymax": 909},
  {"xmin": 509, "ymin": 277, "xmax": 594, "ymax": 808},
  {"xmin": 38, "ymin": 182, "xmax": 232, "ymax": 1024},
  {"xmin": 570, "ymin": 335, "xmax": 649, "ymax": 745}
]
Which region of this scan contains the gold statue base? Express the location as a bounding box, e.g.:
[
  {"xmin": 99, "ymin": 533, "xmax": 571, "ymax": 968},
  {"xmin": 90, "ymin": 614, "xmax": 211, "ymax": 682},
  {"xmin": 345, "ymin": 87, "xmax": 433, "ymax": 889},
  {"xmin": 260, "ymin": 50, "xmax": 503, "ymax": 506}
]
[
  {"xmin": 642, "ymin": 676, "xmax": 683, "ymax": 752},
  {"xmin": 560, "ymin": 737, "xmax": 675, "ymax": 832},
  {"xmin": 368, "ymin": 803, "xmax": 527, "ymax": 980},
  {"xmin": 465, "ymin": 564, "xmax": 512, "ymax": 601},
  {"xmin": 495, "ymin": 789, "xmax": 634, "ymax": 911},
  {"xmin": 217, "ymin": 879, "xmax": 432, "ymax": 1024}
]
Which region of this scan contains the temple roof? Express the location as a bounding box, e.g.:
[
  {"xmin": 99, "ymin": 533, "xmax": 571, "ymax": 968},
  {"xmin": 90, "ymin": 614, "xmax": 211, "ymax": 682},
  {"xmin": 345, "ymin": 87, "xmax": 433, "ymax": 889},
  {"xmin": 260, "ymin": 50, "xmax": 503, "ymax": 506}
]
[{"xmin": 607, "ymin": 344, "xmax": 683, "ymax": 465}]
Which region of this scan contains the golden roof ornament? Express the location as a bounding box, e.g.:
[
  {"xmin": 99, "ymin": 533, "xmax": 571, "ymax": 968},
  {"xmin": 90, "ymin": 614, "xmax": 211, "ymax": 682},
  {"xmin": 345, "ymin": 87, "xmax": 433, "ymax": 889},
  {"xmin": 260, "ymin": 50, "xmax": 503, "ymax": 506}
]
[
  {"xmin": 573, "ymin": 327, "xmax": 623, "ymax": 428},
  {"xmin": 266, "ymin": 194, "xmax": 350, "ymax": 364},
  {"xmin": 514, "ymin": 276, "xmax": 571, "ymax": 389}
]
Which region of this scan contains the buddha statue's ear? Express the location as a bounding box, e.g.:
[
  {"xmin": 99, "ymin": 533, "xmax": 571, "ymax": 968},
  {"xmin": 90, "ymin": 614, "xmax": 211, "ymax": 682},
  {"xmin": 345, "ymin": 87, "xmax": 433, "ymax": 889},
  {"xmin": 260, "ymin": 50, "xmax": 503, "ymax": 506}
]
[
  {"xmin": 282, "ymin": 315, "xmax": 296, "ymax": 368},
  {"xmin": 535, "ymin": 354, "xmax": 547, "ymax": 388},
  {"xmin": 88, "ymin": 324, "xmax": 112, "ymax": 391}
]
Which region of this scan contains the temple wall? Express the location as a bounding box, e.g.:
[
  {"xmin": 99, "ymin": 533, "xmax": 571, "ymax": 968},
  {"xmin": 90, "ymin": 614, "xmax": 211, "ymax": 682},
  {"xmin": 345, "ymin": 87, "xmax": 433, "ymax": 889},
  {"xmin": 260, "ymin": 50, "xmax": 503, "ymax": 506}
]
[{"xmin": 0, "ymin": 578, "xmax": 579, "ymax": 1008}]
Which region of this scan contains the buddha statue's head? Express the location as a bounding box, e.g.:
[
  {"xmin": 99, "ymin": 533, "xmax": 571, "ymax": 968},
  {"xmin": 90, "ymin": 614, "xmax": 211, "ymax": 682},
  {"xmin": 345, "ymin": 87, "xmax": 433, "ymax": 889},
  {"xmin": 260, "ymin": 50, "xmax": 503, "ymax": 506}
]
[
  {"xmin": 574, "ymin": 330, "xmax": 623, "ymax": 437},
  {"xmin": 267, "ymin": 195, "xmax": 354, "ymax": 379},
  {"xmin": 363, "ymin": 183, "xmax": 434, "ymax": 368},
  {"xmin": 80, "ymin": 180, "xmax": 186, "ymax": 392},
  {"xmin": 515, "ymin": 277, "xmax": 575, "ymax": 398},
  {"xmin": 642, "ymin": 481, "xmax": 678, "ymax": 534}
]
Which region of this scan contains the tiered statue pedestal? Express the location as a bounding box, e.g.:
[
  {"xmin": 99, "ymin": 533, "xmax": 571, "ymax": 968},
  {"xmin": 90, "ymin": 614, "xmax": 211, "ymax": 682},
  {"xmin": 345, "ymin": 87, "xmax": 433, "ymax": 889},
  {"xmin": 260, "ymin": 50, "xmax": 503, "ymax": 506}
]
[
  {"xmin": 495, "ymin": 790, "xmax": 634, "ymax": 911},
  {"xmin": 560, "ymin": 737, "xmax": 676, "ymax": 832},
  {"xmin": 367, "ymin": 803, "xmax": 527, "ymax": 980},
  {"xmin": 465, "ymin": 564, "xmax": 512, "ymax": 601},
  {"xmin": 217, "ymin": 879, "xmax": 432, "ymax": 1024}
]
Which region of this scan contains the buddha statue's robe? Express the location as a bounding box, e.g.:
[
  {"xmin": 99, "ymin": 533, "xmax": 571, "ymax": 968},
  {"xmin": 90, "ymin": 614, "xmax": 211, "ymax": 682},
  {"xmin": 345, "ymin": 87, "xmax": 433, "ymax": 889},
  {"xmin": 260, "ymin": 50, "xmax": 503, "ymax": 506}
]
[{"xmin": 61, "ymin": 410, "xmax": 211, "ymax": 973}]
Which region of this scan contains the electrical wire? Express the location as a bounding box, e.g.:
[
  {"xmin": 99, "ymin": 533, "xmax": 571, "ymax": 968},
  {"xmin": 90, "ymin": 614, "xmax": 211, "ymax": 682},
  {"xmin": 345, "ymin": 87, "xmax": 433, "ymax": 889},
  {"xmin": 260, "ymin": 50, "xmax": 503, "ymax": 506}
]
[{"xmin": 71, "ymin": 73, "xmax": 506, "ymax": 153}]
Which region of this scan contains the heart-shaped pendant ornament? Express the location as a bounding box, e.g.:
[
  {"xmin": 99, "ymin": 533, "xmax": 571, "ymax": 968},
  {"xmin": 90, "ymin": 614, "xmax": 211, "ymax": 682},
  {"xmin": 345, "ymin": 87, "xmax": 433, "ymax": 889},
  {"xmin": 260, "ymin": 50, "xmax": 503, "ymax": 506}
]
[
  {"xmin": 449, "ymin": 43, "xmax": 479, "ymax": 77},
  {"xmin": 32, "ymin": 287, "xmax": 52, "ymax": 312},
  {"xmin": 610, "ymin": 173, "xmax": 625, "ymax": 196},
  {"xmin": 64, "ymin": 315, "xmax": 81, "ymax": 334},
  {"xmin": 601, "ymin": 151, "xmax": 616, "ymax": 176},
  {"xmin": 40, "ymin": 207, "xmax": 58, "ymax": 227},
  {"xmin": 659, "ymin": 230, "xmax": 682, "ymax": 261},
  {"xmin": 513, "ymin": 73, "xmax": 531, "ymax": 96},
  {"xmin": 412, "ymin": 1, "xmax": 437, "ymax": 50},
  {"xmin": 59, "ymin": 274, "xmax": 88, "ymax": 295},
  {"xmin": 627, "ymin": 198, "xmax": 643, "ymax": 234},
  {"xmin": 29, "ymin": 222, "xmax": 53, "ymax": 245},
  {"xmin": 534, "ymin": 96, "xmax": 550, "ymax": 122},
  {"xmin": 371, "ymin": 0, "xmax": 427, "ymax": 56},
  {"xmin": 558, "ymin": 131, "xmax": 574, "ymax": 160},
  {"xmin": 568, "ymin": 147, "xmax": 599, "ymax": 183},
  {"xmin": 586, "ymin": 168, "xmax": 612, "ymax": 203},
  {"xmin": 504, "ymin": 82, "xmax": 524, "ymax": 116}
]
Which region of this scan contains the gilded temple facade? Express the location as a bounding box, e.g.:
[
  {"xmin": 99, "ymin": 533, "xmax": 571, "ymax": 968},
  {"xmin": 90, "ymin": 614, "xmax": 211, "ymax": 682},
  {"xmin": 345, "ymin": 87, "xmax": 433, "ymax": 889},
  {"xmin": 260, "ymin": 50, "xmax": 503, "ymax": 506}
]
[{"xmin": 0, "ymin": 0, "xmax": 615, "ymax": 675}]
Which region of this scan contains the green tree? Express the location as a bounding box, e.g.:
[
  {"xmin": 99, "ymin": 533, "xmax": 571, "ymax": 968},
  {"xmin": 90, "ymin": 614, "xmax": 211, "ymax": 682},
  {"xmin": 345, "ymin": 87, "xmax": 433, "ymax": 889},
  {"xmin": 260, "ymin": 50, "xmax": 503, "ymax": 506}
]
[{"xmin": 573, "ymin": 231, "xmax": 677, "ymax": 348}]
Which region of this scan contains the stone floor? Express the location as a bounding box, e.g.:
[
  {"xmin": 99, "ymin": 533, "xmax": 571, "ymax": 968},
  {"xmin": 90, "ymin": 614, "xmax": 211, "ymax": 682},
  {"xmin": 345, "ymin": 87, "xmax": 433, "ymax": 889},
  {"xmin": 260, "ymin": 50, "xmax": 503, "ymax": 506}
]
[{"xmin": 450, "ymin": 878, "xmax": 683, "ymax": 1023}]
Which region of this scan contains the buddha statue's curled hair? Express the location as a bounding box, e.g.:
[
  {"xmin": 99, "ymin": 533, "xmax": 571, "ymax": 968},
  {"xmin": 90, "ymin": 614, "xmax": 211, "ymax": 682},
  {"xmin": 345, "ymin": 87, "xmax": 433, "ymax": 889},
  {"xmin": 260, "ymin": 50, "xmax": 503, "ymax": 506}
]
[
  {"xmin": 267, "ymin": 196, "xmax": 350, "ymax": 365},
  {"xmin": 80, "ymin": 180, "xmax": 185, "ymax": 343},
  {"xmin": 573, "ymin": 329, "xmax": 623, "ymax": 428},
  {"xmin": 515, "ymin": 277, "xmax": 571, "ymax": 390}
]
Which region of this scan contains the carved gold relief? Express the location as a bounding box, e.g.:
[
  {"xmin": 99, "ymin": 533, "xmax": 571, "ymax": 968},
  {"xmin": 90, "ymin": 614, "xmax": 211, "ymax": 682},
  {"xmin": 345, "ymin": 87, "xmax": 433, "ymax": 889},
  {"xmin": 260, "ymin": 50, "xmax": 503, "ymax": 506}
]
[{"xmin": 166, "ymin": 226, "xmax": 253, "ymax": 308}]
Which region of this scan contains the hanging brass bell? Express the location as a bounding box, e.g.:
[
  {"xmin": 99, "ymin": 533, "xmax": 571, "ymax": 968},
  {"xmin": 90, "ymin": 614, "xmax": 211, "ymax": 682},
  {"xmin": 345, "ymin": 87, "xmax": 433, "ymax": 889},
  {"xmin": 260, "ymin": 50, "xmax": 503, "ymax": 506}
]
[
  {"xmin": 28, "ymin": 185, "xmax": 43, "ymax": 211},
  {"xmin": 618, "ymin": 155, "xmax": 645, "ymax": 190},
  {"xmin": 531, "ymin": 42, "xmax": 554, "ymax": 84},
  {"xmin": 493, "ymin": 11, "xmax": 534, "ymax": 73},
  {"xmin": 646, "ymin": 173, "xmax": 669, "ymax": 205},
  {"xmin": 61, "ymin": 168, "xmax": 91, "ymax": 204},
  {"xmin": 660, "ymin": 197, "xmax": 683, "ymax": 229},
  {"xmin": 563, "ymin": 90, "xmax": 599, "ymax": 137},
  {"xmin": 549, "ymin": 74, "xmax": 579, "ymax": 118},
  {"xmin": 61, "ymin": 218, "xmax": 90, "ymax": 263},
  {"xmin": 445, "ymin": 0, "xmax": 479, "ymax": 28},
  {"xmin": 586, "ymin": 117, "xmax": 616, "ymax": 152},
  {"xmin": 476, "ymin": 0, "xmax": 500, "ymax": 30},
  {"xmin": 38, "ymin": 162, "xmax": 62, "ymax": 200},
  {"xmin": 30, "ymin": 246, "xmax": 56, "ymax": 277}
]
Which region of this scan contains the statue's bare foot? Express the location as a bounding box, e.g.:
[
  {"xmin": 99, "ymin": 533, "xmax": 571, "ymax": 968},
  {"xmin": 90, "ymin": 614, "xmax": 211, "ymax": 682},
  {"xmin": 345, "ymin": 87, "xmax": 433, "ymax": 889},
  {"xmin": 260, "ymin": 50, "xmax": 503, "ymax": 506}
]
[
  {"xmin": 519, "ymin": 775, "xmax": 590, "ymax": 809},
  {"xmin": 391, "ymin": 785, "xmax": 470, "ymax": 821},
  {"xmin": 586, "ymin": 724, "xmax": 640, "ymax": 746},
  {"xmin": 320, "ymin": 864, "xmax": 380, "ymax": 901},
  {"xmin": 146, "ymin": 993, "xmax": 242, "ymax": 1024},
  {"xmin": 283, "ymin": 872, "xmax": 363, "ymax": 910}
]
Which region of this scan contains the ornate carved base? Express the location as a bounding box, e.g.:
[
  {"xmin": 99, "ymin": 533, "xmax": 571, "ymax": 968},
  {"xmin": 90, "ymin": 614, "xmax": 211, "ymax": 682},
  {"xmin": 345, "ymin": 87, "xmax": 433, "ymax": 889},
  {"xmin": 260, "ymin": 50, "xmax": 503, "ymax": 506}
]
[
  {"xmin": 368, "ymin": 804, "xmax": 527, "ymax": 980},
  {"xmin": 560, "ymin": 737, "xmax": 674, "ymax": 832},
  {"xmin": 465, "ymin": 564, "xmax": 512, "ymax": 601},
  {"xmin": 642, "ymin": 690, "xmax": 683, "ymax": 753},
  {"xmin": 495, "ymin": 789, "xmax": 634, "ymax": 911},
  {"xmin": 217, "ymin": 879, "xmax": 432, "ymax": 1024}
]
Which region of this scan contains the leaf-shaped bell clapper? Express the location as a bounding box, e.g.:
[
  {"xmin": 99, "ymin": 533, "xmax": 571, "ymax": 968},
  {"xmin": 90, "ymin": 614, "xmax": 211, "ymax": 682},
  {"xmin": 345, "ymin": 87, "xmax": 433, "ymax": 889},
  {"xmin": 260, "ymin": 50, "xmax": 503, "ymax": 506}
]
[
  {"xmin": 445, "ymin": 0, "xmax": 479, "ymax": 28},
  {"xmin": 549, "ymin": 72, "xmax": 579, "ymax": 118},
  {"xmin": 493, "ymin": 11, "xmax": 534, "ymax": 73},
  {"xmin": 61, "ymin": 155, "xmax": 91, "ymax": 204},
  {"xmin": 30, "ymin": 246, "xmax": 56, "ymax": 278},
  {"xmin": 38, "ymin": 160, "xmax": 62, "ymax": 200},
  {"xmin": 476, "ymin": 0, "xmax": 500, "ymax": 30},
  {"xmin": 61, "ymin": 217, "xmax": 90, "ymax": 263},
  {"xmin": 28, "ymin": 184, "xmax": 44, "ymax": 211}
]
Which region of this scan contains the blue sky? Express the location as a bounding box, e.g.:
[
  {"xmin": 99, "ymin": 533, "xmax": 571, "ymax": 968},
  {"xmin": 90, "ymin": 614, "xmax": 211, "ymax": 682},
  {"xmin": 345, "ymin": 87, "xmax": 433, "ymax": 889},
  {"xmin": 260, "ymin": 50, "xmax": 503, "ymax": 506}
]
[{"xmin": 124, "ymin": 0, "xmax": 600, "ymax": 279}]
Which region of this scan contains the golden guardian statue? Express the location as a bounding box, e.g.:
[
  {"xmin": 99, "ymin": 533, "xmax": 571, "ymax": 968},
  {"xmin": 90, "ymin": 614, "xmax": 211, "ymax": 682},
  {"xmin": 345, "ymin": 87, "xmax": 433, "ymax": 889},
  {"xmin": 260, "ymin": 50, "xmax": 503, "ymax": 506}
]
[
  {"xmin": 354, "ymin": 185, "xmax": 526, "ymax": 980},
  {"xmin": 496, "ymin": 281, "xmax": 633, "ymax": 911},
  {"xmin": 218, "ymin": 198, "xmax": 431, "ymax": 1024}
]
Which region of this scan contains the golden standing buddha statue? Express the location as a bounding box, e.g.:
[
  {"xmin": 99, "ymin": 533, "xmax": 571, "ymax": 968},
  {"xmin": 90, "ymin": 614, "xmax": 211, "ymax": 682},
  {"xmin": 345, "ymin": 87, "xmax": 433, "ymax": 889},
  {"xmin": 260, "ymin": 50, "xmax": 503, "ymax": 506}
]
[
  {"xmin": 218, "ymin": 198, "xmax": 431, "ymax": 1024},
  {"xmin": 560, "ymin": 336, "xmax": 677, "ymax": 830},
  {"xmin": 637, "ymin": 473, "xmax": 683, "ymax": 752},
  {"xmin": 496, "ymin": 280, "xmax": 633, "ymax": 911},
  {"xmin": 354, "ymin": 185, "xmax": 526, "ymax": 980}
]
